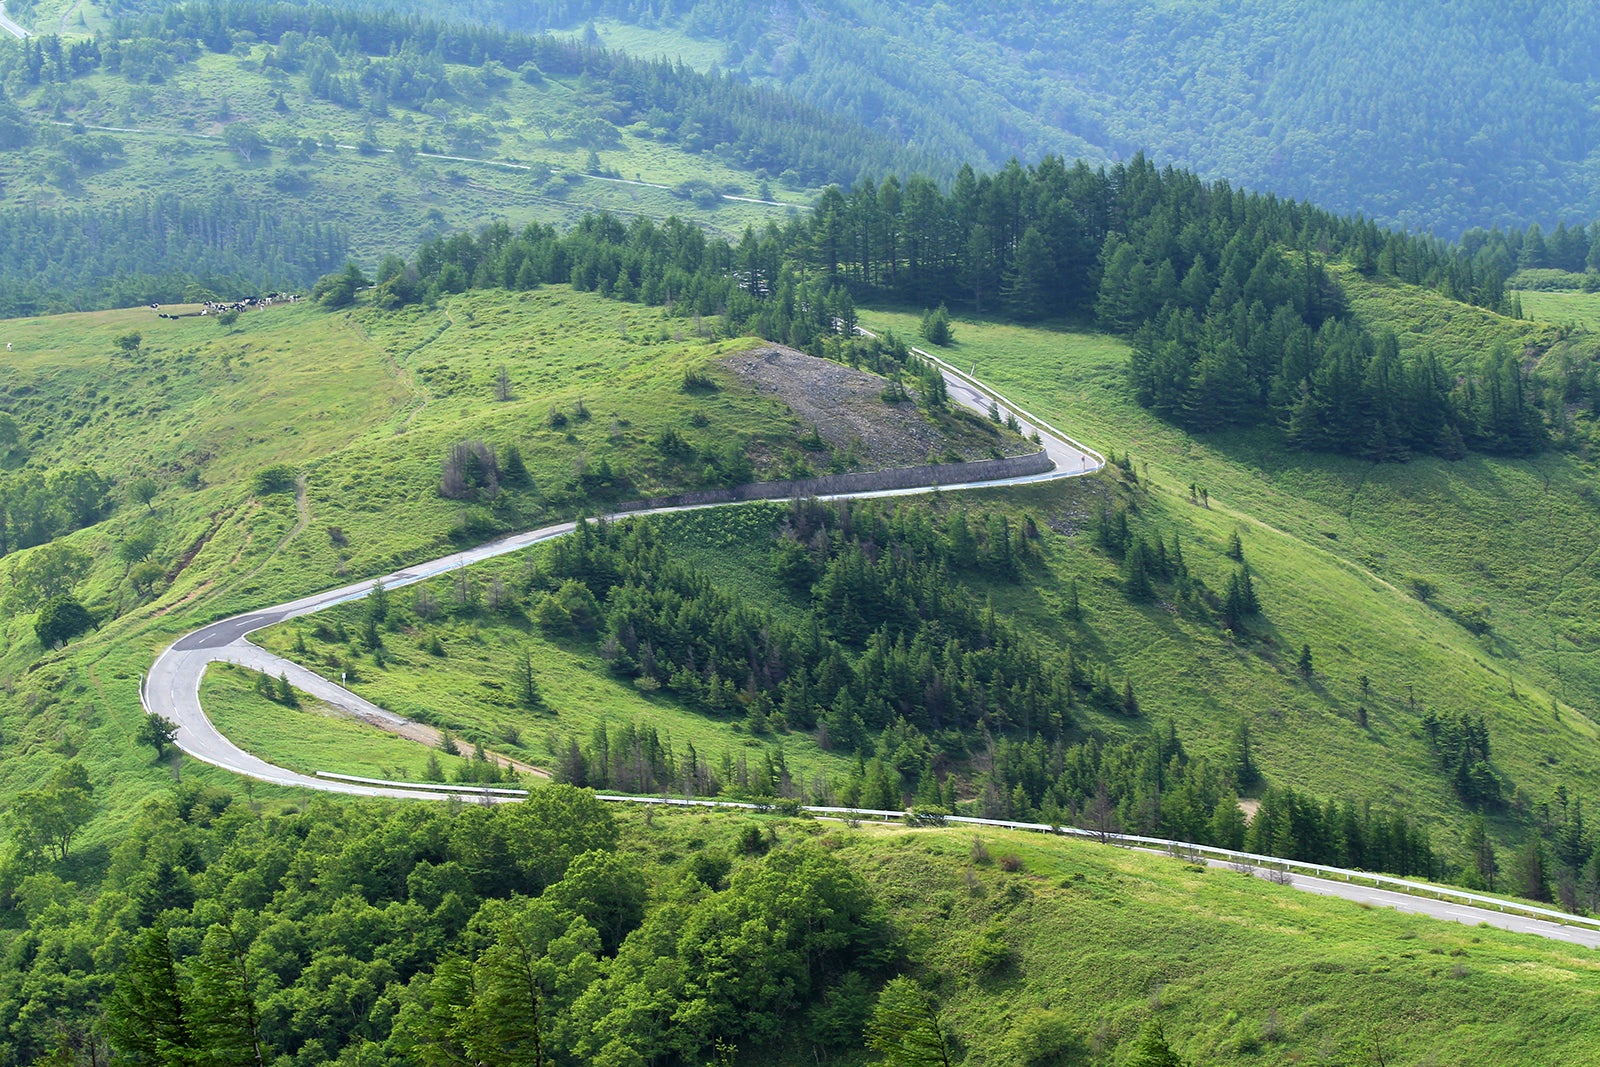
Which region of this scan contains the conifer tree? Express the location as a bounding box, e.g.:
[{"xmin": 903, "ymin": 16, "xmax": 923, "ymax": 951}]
[{"xmin": 106, "ymin": 924, "xmax": 195, "ymax": 1062}]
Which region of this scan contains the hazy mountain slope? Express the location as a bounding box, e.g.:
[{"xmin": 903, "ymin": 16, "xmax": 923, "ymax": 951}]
[{"xmin": 417, "ymin": 0, "xmax": 1600, "ymax": 237}]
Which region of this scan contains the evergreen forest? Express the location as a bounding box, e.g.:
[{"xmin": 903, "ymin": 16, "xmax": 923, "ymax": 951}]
[{"xmin": 3, "ymin": 2, "xmax": 1600, "ymax": 1065}]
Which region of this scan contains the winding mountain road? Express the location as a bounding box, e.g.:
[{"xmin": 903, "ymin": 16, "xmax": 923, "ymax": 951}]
[
  {"xmin": 145, "ymin": 344, "xmax": 1099, "ymax": 802},
  {"xmin": 140, "ymin": 335, "xmax": 1600, "ymax": 947},
  {"xmin": 0, "ymin": 1, "xmax": 29, "ymax": 39}
]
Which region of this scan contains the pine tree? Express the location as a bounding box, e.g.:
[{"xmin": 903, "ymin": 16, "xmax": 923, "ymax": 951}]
[
  {"xmin": 1002, "ymin": 226, "xmax": 1054, "ymax": 320},
  {"xmin": 1127, "ymin": 1021, "xmax": 1186, "ymax": 1067},
  {"xmin": 1222, "ymin": 572, "xmax": 1246, "ymax": 633},
  {"xmin": 1464, "ymin": 816, "xmax": 1497, "ymax": 891},
  {"xmin": 1240, "ymin": 567, "xmax": 1259, "ymax": 614},
  {"xmin": 190, "ymin": 922, "xmax": 267, "ymax": 1066},
  {"xmin": 1232, "ymin": 720, "xmax": 1260, "ymax": 789},
  {"xmin": 513, "ymin": 648, "xmax": 542, "ymax": 708},
  {"xmin": 105, "ymin": 924, "xmax": 196, "ymax": 1062},
  {"xmin": 918, "ymin": 303, "xmax": 954, "ymax": 346},
  {"xmin": 1511, "ymin": 835, "xmax": 1552, "ymax": 902}
]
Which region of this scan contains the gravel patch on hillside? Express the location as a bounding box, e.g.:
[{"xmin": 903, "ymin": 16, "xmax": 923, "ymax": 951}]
[{"xmin": 723, "ymin": 345, "xmax": 1015, "ymax": 468}]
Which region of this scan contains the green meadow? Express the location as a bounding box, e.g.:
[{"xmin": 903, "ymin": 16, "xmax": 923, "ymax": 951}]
[
  {"xmin": 0, "ymin": 288, "xmax": 884, "ymax": 826},
  {"xmin": 827, "ymin": 814, "xmax": 1600, "ymax": 1066},
  {"xmin": 860, "ymin": 305, "xmax": 1600, "ymax": 854},
  {"xmin": 200, "ymin": 661, "xmax": 478, "ymax": 783},
  {"xmin": 0, "ymin": 41, "xmax": 808, "ymax": 261},
  {"xmin": 6, "ymin": 279, "xmax": 1600, "ymax": 887}
]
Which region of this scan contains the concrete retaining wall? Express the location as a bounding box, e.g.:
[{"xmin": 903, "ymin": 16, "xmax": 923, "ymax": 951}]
[{"xmin": 618, "ymin": 449, "xmax": 1054, "ymax": 512}]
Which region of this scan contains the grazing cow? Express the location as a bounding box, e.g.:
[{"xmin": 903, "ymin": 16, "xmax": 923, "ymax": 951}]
[{"xmin": 5, "ymin": 343, "xmax": 10, "ymax": 352}]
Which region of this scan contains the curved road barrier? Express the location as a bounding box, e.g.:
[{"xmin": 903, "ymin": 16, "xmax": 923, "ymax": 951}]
[
  {"xmin": 141, "ymin": 340, "xmax": 1595, "ymax": 946},
  {"xmin": 143, "ymin": 350, "xmax": 1098, "ymax": 800}
]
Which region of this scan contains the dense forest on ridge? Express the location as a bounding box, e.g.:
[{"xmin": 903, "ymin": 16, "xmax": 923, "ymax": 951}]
[
  {"xmin": 367, "ymin": 0, "xmax": 1600, "ymax": 237},
  {"xmin": 374, "ymin": 154, "xmax": 1577, "ymax": 461}
]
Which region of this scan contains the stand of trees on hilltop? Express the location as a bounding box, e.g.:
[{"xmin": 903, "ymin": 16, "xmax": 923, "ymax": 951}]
[
  {"xmin": 0, "ymin": 194, "xmax": 348, "ymax": 317},
  {"xmin": 373, "ymin": 153, "xmax": 1556, "ymax": 460}
]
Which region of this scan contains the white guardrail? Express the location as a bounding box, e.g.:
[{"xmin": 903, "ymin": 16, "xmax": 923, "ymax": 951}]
[
  {"xmin": 912, "ymin": 343, "xmax": 1107, "ymax": 472},
  {"xmin": 139, "ymin": 323, "xmax": 1584, "ymax": 935},
  {"xmin": 305, "ymin": 773, "xmax": 1600, "ymax": 932}
]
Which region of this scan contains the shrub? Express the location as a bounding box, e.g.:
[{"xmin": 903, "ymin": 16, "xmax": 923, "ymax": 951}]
[
  {"xmin": 682, "ymin": 369, "xmax": 719, "ymax": 393},
  {"xmin": 35, "ymin": 595, "xmax": 95, "ymax": 648},
  {"xmin": 251, "ymin": 464, "xmax": 297, "ymax": 495},
  {"xmin": 919, "ymin": 303, "xmax": 954, "ymax": 346}
]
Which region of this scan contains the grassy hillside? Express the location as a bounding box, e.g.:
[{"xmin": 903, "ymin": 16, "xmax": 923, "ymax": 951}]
[
  {"xmin": 8, "ymin": 786, "xmax": 1600, "ymax": 1066},
  {"xmin": 0, "ymin": 42, "xmax": 801, "ymax": 263},
  {"xmin": 861, "ymin": 307, "xmax": 1600, "ymax": 849},
  {"xmin": 0, "ymin": 287, "xmax": 1006, "ymax": 830},
  {"xmin": 1516, "ymin": 287, "xmax": 1600, "ymax": 333},
  {"xmin": 1338, "ymin": 266, "xmax": 1561, "ymax": 365},
  {"xmin": 3, "ymin": 289, "xmax": 1600, "ymax": 1060},
  {"xmin": 851, "ymin": 816, "xmax": 1600, "ymax": 1067},
  {"xmin": 8, "ymin": 279, "xmax": 1599, "ymax": 873}
]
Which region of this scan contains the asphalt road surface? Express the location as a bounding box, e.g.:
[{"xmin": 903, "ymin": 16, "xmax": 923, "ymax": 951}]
[
  {"xmin": 0, "ymin": 1, "xmax": 29, "ymax": 38},
  {"xmin": 139, "ymin": 346, "xmax": 1600, "ymax": 948}
]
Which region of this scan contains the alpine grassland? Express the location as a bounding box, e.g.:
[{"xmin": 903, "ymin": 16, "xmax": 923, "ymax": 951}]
[
  {"xmin": 860, "ymin": 306, "xmax": 1600, "ymax": 852},
  {"xmin": 0, "ymin": 286, "xmax": 913, "ymax": 821},
  {"xmin": 200, "ymin": 661, "xmax": 480, "ymax": 783},
  {"xmin": 834, "ymin": 814, "xmax": 1600, "ymax": 1067},
  {"xmin": 10, "ymin": 5, "xmax": 1600, "ymax": 1057},
  {"xmin": 1515, "ymin": 287, "xmax": 1600, "ymax": 333}
]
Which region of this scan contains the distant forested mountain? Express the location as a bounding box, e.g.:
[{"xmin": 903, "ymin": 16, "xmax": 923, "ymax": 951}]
[
  {"xmin": 0, "ymin": 1, "xmax": 929, "ymax": 311},
  {"xmin": 340, "ymin": 0, "xmax": 1600, "ymax": 238}
]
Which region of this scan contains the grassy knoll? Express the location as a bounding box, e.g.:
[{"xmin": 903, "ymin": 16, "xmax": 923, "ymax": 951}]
[
  {"xmin": 1335, "ymin": 266, "xmax": 1559, "ymax": 365},
  {"xmin": 588, "ymin": 18, "xmax": 727, "ymax": 70},
  {"xmin": 0, "ymin": 287, "xmax": 980, "ymax": 839},
  {"xmin": 199, "ymin": 661, "xmax": 478, "ymax": 783},
  {"xmin": 862, "ymin": 308, "xmax": 1600, "ymax": 849},
  {"xmin": 1515, "ymin": 287, "xmax": 1600, "ymax": 333}
]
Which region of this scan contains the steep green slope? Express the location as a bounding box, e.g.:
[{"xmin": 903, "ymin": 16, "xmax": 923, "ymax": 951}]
[
  {"xmin": 0, "ymin": 287, "xmax": 999, "ymax": 824},
  {"xmin": 5, "ymin": 792, "xmax": 1599, "ymax": 1066},
  {"xmin": 861, "ymin": 308, "xmax": 1600, "ymax": 849},
  {"xmin": 30, "ymin": 0, "xmax": 1600, "ymax": 235},
  {"xmin": 17, "ymin": 280, "xmax": 1590, "ymax": 869}
]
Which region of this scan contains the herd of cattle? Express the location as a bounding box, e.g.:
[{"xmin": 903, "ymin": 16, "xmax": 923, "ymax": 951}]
[{"xmin": 151, "ymin": 292, "xmax": 300, "ymax": 319}]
